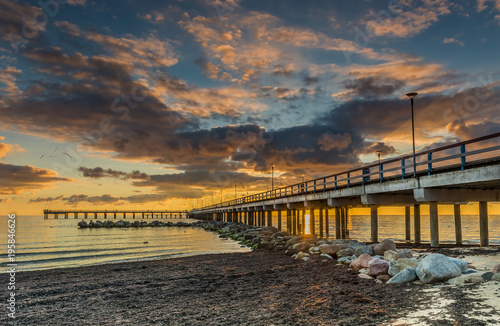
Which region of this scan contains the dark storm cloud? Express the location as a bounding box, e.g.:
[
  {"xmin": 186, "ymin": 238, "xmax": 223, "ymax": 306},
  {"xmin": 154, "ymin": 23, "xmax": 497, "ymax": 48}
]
[
  {"xmin": 78, "ymin": 166, "xmax": 149, "ymax": 180},
  {"xmin": 343, "ymin": 77, "xmax": 406, "ymax": 99},
  {"xmin": 365, "ymin": 142, "xmax": 398, "ymax": 156},
  {"xmin": 0, "ymin": 163, "xmax": 73, "ymax": 195}
]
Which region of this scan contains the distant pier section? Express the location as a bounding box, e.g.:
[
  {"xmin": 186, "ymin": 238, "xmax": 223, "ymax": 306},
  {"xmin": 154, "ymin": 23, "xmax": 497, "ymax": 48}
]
[{"xmin": 44, "ymin": 209, "xmax": 189, "ymax": 219}]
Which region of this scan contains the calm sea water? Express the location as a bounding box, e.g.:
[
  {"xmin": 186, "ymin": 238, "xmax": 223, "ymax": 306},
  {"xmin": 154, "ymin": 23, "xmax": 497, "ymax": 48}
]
[
  {"xmin": 1, "ymin": 213, "xmax": 499, "ymax": 273},
  {"xmin": 1, "ymin": 216, "xmax": 250, "ymax": 273}
]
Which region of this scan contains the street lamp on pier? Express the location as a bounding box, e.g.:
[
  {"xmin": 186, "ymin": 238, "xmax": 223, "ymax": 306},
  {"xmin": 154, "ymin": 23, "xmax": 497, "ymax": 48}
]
[
  {"xmin": 271, "ymin": 164, "xmax": 275, "ymax": 190},
  {"xmin": 406, "ymin": 92, "xmax": 418, "ymax": 178}
]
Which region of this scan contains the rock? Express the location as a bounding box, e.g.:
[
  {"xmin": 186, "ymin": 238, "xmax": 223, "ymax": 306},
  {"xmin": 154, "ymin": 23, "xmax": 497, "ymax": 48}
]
[
  {"xmin": 376, "ymin": 275, "xmax": 391, "ymax": 282},
  {"xmin": 359, "ymin": 268, "xmax": 370, "ymax": 275},
  {"xmin": 349, "ymin": 254, "xmax": 373, "ymax": 271},
  {"xmin": 338, "ymin": 257, "xmax": 352, "ymax": 265},
  {"xmin": 337, "ymin": 247, "xmax": 355, "ymax": 258},
  {"xmin": 373, "ymin": 239, "xmax": 396, "ymax": 255},
  {"xmin": 358, "ymin": 274, "xmax": 373, "ymax": 280},
  {"xmin": 309, "ymin": 246, "xmax": 321, "ymax": 254},
  {"xmin": 115, "ymin": 221, "xmax": 124, "ymax": 227},
  {"xmin": 416, "ymin": 254, "xmax": 462, "ymax": 284},
  {"xmin": 368, "ymin": 258, "xmax": 390, "ymax": 277},
  {"xmin": 78, "ymin": 221, "xmax": 88, "ymax": 228},
  {"xmin": 295, "ymin": 252, "xmax": 310, "ymax": 260},
  {"xmin": 449, "ymin": 258, "xmax": 468, "ymax": 273},
  {"xmin": 384, "ymin": 250, "xmax": 400, "ymax": 261},
  {"xmin": 292, "ymin": 242, "xmax": 310, "ymax": 252},
  {"xmin": 302, "ymin": 257, "xmax": 310, "ymax": 262},
  {"xmin": 354, "ymin": 246, "xmax": 374, "ymax": 257},
  {"xmin": 397, "ymin": 249, "xmax": 413, "ymax": 258},
  {"xmin": 387, "ymin": 268, "xmax": 417, "ymax": 284},
  {"xmin": 388, "ymin": 259, "xmax": 400, "ymax": 276},
  {"xmin": 447, "ymin": 277, "xmax": 464, "ymax": 285},
  {"xmin": 463, "ymin": 275, "xmax": 485, "ymax": 284},
  {"xmin": 397, "ymin": 258, "xmax": 420, "ymax": 270},
  {"xmin": 320, "ymin": 253, "xmax": 333, "ymax": 259},
  {"xmin": 319, "ymin": 244, "xmax": 345, "ymax": 256},
  {"xmin": 481, "ymin": 272, "xmax": 493, "ymax": 282},
  {"xmin": 492, "ymin": 273, "xmax": 500, "ymax": 282},
  {"xmin": 492, "ymin": 264, "xmax": 500, "ymax": 274}
]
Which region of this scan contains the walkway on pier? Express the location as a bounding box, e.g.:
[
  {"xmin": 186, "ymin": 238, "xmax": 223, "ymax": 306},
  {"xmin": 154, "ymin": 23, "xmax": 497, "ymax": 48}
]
[
  {"xmin": 44, "ymin": 210, "xmax": 189, "ymax": 219},
  {"xmin": 192, "ymin": 132, "xmax": 500, "ymax": 247}
]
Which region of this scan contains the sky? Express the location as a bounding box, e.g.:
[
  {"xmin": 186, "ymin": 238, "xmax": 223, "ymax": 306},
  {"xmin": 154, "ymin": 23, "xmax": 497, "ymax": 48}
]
[{"xmin": 0, "ymin": 0, "xmax": 499, "ymax": 215}]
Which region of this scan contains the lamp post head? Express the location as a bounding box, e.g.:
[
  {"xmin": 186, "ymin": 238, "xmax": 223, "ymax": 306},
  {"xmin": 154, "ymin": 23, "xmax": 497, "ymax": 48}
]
[{"xmin": 406, "ymin": 92, "xmax": 418, "ymax": 99}]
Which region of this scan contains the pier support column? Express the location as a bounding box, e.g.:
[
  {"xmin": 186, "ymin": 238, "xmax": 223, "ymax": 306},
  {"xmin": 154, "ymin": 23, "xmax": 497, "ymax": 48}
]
[
  {"xmin": 301, "ymin": 209, "xmax": 306, "ymax": 234},
  {"xmin": 114, "ymin": 212, "xmax": 117, "ymax": 219},
  {"xmin": 277, "ymin": 210, "xmax": 282, "ymax": 230},
  {"xmin": 370, "ymin": 205, "xmax": 378, "ymax": 243},
  {"xmin": 298, "ymin": 210, "xmax": 302, "ymax": 234},
  {"xmin": 479, "ymin": 201, "xmax": 489, "ymax": 247},
  {"xmin": 454, "ymin": 204, "xmax": 462, "ymax": 245},
  {"xmin": 123, "ymin": 213, "xmax": 126, "ymax": 219},
  {"xmin": 84, "ymin": 212, "xmax": 88, "ymax": 219},
  {"xmin": 64, "ymin": 213, "xmax": 68, "ymax": 219},
  {"xmin": 292, "ymin": 210, "xmax": 297, "ymax": 235},
  {"xmin": 344, "ymin": 207, "xmax": 349, "ymax": 239},
  {"xmin": 429, "ymin": 202, "xmax": 439, "ymax": 247},
  {"xmin": 414, "ymin": 204, "xmax": 421, "ymax": 244},
  {"xmin": 286, "ymin": 209, "xmax": 291, "ymax": 232},
  {"xmin": 267, "ymin": 211, "xmax": 272, "ymax": 227},
  {"xmin": 319, "ymin": 209, "xmax": 324, "ymax": 238},
  {"xmin": 340, "ymin": 208, "xmax": 345, "ymax": 239},
  {"xmin": 405, "ymin": 206, "xmax": 411, "ymax": 243},
  {"xmin": 335, "ymin": 207, "xmax": 341, "ymax": 239},
  {"xmin": 309, "ymin": 208, "xmax": 315, "ymax": 236},
  {"xmin": 325, "ymin": 209, "xmax": 329, "ymax": 237},
  {"xmin": 132, "ymin": 213, "xmax": 135, "ymax": 219}
]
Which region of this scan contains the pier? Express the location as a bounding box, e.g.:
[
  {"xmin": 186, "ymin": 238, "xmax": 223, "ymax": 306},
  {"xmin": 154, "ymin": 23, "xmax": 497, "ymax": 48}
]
[
  {"xmin": 191, "ymin": 132, "xmax": 500, "ymax": 247},
  {"xmin": 44, "ymin": 210, "xmax": 189, "ymax": 220}
]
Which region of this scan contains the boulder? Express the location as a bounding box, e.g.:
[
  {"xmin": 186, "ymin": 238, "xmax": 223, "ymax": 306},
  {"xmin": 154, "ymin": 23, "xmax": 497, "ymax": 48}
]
[
  {"xmin": 492, "ymin": 273, "xmax": 500, "ymax": 282},
  {"xmin": 368, "ymin": 258, "xmax": 390, "ymax": 277},
  {"xmin": 319, "ymin": 244, "xmax": 345, "ymax": 256},
  {"xmin": 295, "ymin": 252, "xmax": 309, "ymax": 260},
  {"xmin": 481, "ymin": 272, "xmax": 493, "ymax": 282},
  {"xmin": 416, "ymin": 254, "xmax": 462, "ymax": 284},
  {"xmin": 78, "ymin": 221, "xmax": 88, "ymax": 228},
  {"xmin": 292, "ymin": 242, "xmax": 310, "ymax": 252},
  {"xmin": 338, "ymin": 257, "xmax": 352, "ymax": 265},
  {"xmin": 463, "ymin": 275, "xmax": 485, "ymax": 284},
  {"xmin": 397, "ymin": 258, "xmax": 420, "ymax": 270},
  {"xmin": 384, "ymin": 250, "xmax": 400, "ymax": 261},
  {"xmin": 354, "ymin": 246, "xmax": 374, "ymax": 257},
  {"xmin": 358, "ymin": 274, "xmax": 373, "ymax": 280},
  {"xmin": 320, "ymin": 253, "xmax": 333, "ymax": 259},
  {"xmin": 373, "ymin": 239, "xmax": 396, "ymax": 255},
  {"xmin": 449, "ymin": 258, "xmax": 468, "ymax": 273},
  {"xmin": 388, "ymin": 259, "xmax": 400, "ymax": 276},
  {"xmin": 492, "ymin": 264, "xmax": 500, "ymax": 274},
  {"xmin": 337, "ymin": 247, "xmax": 355, "ymax": 258},
  {"xmin": 397, "ymin": 249, "xmax": 413, "ymax": 258},
  {"xmin": 387, "ymin": 268, "xmax": 417, "ymax": 284},
  {"xmin": 349, "ymin": 254, "xmax": 373, "ymax": 271},
  {"xmin": 358, "ymin": 268, "xmax": 370, "ymax": 275},
  {"xmin": 115, "ymin": 221, "xmax": 125, "ymax": 227}
]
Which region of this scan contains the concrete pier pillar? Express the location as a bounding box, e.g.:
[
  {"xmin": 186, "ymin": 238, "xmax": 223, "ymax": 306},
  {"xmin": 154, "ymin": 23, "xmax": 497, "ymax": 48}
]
[
  {"xmin": 114, "ymin": 212, "xmax": 117, "ymax": 219},
  {"xmin": 340, "ymin": 208, "xmax": 345, "ymax": 239},
  {"xmin": 123, "ymin": 213, "xmax": 126, "ymax": 219},
  {"xmin": 454, "ymin": 204, "xmax": 462, "ymax": 245},
  {"xmin": 414, "ymin": 204, "xmax": 421, "ymax": 244},
  {"xmin": 277, "ymin": 210, "xmax": 282, "ymax": 230},
  {"xmin": 479, "ymin": 201, "xmax": 489, "ymax": 247},
  {"xmin": 44, "ymin": 212, "xmax": 48, "ymax": 219},
  {"xmin": 344, "ymin": 207, "xmax": 349, "ymax": 239},
  {"xmin": 325, "ymin": 209, "xmax": 329, "ymax": 237},
  {"xmin": 405, "ymin": 206, "xmax": 411, "ymax": 243},
  {"xmin": 429, "ymin": 202, "xmax": 439, "ymax": 247},
  {"xmin": 64, "ymin": 213, "xmax": 68, "ymax": 219},
  {"xmin": 370, "ymin": 205, "xmax": 378, "ymax": 243},
  {"xmin": 94, "ymin": 213, "xmax": 97, "ymax": 219},
  {"xmin": 286, "ymin": 209, "xmax": 291, "ymax": 232},
  {"xmin": 309, "ymin": 208, "xmax": 315, "ymax": 236},
  {"xmin": 74, "ymin": 213, "xmax": 78, "ymax": 219},
  {"xmin": 84, "ymin": 212, "xmax": 88, "ymax": 219},
  {"xmin": 301, "ymin": 208, "xmax": 306, "ymax": 234},
  {"xmin": 142, "ymin": 212, "xmax": 145, "ymax": 219},
  {"xmin": 267, "ymin": 211, "xmax": 272, "ymax": 227},
  {"xmin": 335, "ymin": 207, "xmax": 341, "ymax": 239},
  {"xmin": 319, "ymin": 208, "xmax": 324, "ymax": 238},
  {"xmin": 132, "ymin": 212, "xmax": 135, "ymax": 219}
]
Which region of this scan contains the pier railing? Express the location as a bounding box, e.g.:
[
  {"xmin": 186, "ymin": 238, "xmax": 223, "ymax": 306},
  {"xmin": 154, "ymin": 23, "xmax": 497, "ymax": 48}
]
[{"xmin": 197, "ymin": 132, "xmax": 500, "ymax": 211}]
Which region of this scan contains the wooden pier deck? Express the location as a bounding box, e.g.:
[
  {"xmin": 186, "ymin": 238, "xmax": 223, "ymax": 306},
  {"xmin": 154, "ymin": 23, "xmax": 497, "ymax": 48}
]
[{"xmin": 43, "ymin": 210, "xmax": 189, "ymax": 219}]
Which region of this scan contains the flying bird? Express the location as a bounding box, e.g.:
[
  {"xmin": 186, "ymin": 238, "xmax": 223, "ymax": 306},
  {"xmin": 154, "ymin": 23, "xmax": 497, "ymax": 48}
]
[
  {"xmin": 62, "ymin": 152, "xmax": 72, "ymax": 158},
  {"xmin": 40, "ymin": 154, "xmax": 44, "ymax": 159}
]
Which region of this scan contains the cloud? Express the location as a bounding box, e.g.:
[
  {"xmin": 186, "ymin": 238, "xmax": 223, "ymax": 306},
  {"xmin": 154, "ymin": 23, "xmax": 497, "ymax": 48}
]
[
  {"xmin": 443, "ymin": 37, "xmax": 464, "ymax": 46},
  {"xmin": 317, "ymin": 132, "xmax": 352, "ymax": 151},
  {"xmin": 0, "ymin": 163, "xmax": 73, "ymax": 195},
  {"xmin": 54, "ymin": 20, "xmax": 81, "ymax": 36},
  {"xmin": 342, "ymin": 77, "xmax": 406, "ymax": 99},
  {"xmin": 0, "ymin": 142, "xmax": 24, "ymax": 158},
  {"xmin": 365, "ymin": 0, "xmax": 452, "ymax": 38},
  {"xmin": 365, "ymin": 142, "xmax": 398, "ymax": 156},
  {"xmin": 29, "ymin": 193, "xmax": 170, "ymax": 205},
  {"xmin": 78, "ymin": 166, "xmax": 149, "ymax": 180},
  {"xmin": 0, "ymin": 0, "xmax": 44, "ymax": 42}
]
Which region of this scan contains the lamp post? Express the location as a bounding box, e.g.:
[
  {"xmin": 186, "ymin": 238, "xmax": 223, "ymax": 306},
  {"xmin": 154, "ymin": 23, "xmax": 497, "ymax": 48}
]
[
  {"xmin": 406, "ymin": 92, "xmax": 418, "ymax": 178},
  {"xmin": 271, "ymin": 164, "xmax": 275, "ymax": 190},
  {"xmin": 234, "ymin": 183, "xmax": 237, "ymax": 199},
  {"xmin": 376, "ymin": 151, "xmax": 382, "ymax": 165}
]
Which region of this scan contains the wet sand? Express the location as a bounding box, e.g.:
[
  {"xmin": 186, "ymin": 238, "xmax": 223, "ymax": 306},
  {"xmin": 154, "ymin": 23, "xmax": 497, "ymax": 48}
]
[{"xmin": 1, "ymin": 248, "xmax": 499, "ymax": 325}]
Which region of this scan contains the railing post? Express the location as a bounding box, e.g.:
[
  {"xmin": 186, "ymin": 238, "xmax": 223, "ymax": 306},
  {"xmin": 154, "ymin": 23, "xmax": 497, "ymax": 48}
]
[
  {"xmin": 314, "ymin": 180, "xmax": 317, "ymax": 191},
  {"xmin": 461, "ymin": 144, "xmax": 466, "ymax": 170},
  {"xmin": 323, "ymin": 178, "xmax": 326, "ymax": 190},
  {"xmin": 334, "ymin": 175, "xmax": 337, "ymax": 189},
  {"xmin": 347, "ymin": 172, "xmax": 350, "ymax": 188},
  {"xmin": 401, "ymin": 159, "xmax": 405, "ymax": 179},
  {"xmin": 427, "ymin": 152, "xmax": 432, "ymax": 175}
]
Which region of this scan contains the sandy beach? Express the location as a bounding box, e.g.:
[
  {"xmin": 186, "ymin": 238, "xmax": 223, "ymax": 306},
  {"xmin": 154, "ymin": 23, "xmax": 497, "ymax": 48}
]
[{"xmin": 2, "ymin": 246, "xmax": 499, "ymax": 326}]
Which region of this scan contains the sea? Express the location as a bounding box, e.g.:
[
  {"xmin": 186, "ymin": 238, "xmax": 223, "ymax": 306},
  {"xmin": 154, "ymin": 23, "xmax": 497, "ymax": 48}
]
[{"xmin": 1, "ymin": 214, "xmax": 499, "ymax": 273}]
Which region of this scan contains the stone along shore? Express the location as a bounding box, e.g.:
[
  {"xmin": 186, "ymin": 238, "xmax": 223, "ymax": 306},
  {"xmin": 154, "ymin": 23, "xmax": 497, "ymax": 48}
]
[{"xmin": 78, "ymin": 219, "xmax": 500, "ymax": 286}]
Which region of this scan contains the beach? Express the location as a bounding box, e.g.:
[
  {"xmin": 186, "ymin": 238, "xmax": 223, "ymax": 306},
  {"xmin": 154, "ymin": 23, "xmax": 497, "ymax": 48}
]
[{"xmin": 2, "ymin": 247, "xmax": 499, "ymax": 326}]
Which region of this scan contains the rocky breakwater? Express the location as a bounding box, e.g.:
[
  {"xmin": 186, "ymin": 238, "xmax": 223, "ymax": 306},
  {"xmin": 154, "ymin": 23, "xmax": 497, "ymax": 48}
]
[{"xmin": 77, "ymin": 220, "xmax": 194, "ymax": 228}]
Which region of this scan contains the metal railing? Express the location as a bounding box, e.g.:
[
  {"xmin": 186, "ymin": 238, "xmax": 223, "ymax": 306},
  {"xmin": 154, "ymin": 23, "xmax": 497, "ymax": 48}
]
[{"xmin": 195, "ymin": 132, "xmax": 500, "ymax": 212}]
